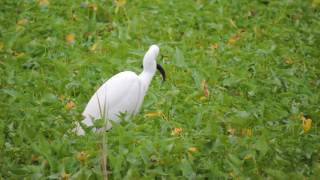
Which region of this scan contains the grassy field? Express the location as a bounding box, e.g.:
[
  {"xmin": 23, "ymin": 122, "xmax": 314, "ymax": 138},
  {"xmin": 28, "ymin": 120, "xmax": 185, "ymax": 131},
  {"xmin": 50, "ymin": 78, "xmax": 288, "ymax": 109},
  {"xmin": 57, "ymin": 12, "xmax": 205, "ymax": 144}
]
[{"xmin": 1, "ymin": 0, "xmax": 320, "ymax": 179}]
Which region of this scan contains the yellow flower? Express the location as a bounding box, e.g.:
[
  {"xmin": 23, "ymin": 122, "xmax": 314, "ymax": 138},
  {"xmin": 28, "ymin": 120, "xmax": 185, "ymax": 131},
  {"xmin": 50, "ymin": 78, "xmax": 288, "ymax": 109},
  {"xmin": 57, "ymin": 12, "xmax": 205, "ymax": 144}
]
[
  {"xmin": 171, "ymin": 127, "xmax": 183, "ymax": 136},
  {"xmin": 38, "ymin": 0, "xmax": 49, "ymax": 7},
  {"xmin": 59, "ymin": 95, "xmax": 65, "ymax": 101},
  {"xmin": 115, "ymin": 0, "xmax": 126, "ymax": 13},
  {"xmin": 211, "ymin": 43, "xmax": 219, "ymax": 49},
  {"xmin": 89, "ymin": 43, "xmax": 98, "ymax": 52},
  {"xmin": 228, "ymin": 38, "xmax": 236, "ymax": 45},
  {"xmin": 228, "ymin": 29, "xmax": 245, "ymax": 45},
  {"xmin": 17, "ymin": 19, "xmax": 28, "ymax": 26},
  {"xmin": 65, "ymin": 34, "xmax": 75, "ymax": 44},
  {"xmin": 65, "ymin": 100, "xmax": 75, "ymax": 110},
  {"xmin": 228, "ymin": 34, "xmax": 240, "ymax": 45},
  {"xmin": 61, "ymin": 172, "xmax": 70, "ymax": 180},
  {"xmin": 301, "ymin": 114, "xmax": 312, "ymax": 133},
  {"xmin": 227, "ymin": 127, "xmax": 236, "ymax": 135},
  {"xmin": 302, "ymin": 118, "xmax": 312, "ymax": 133},
  {"xmin": 89, "ymin": 3, "xmax": 98, "ymax": 11},
  {"xmin": 284, "ymin": 58, "xmax": 294, "ymax": 65},
  {"xmin": 16, "ymin": 19, "xmax": 28, "ymax": 31},
  {"xmin": 76, "ymin": 151, "xmax": 88, "ymax": 162},
  {"xmin": 243, "ymin": 154, "xmax": 253, "ymax": 160},
  {"xmin": 115, "ymin": 0, "xmax": 126, "ymax": 7},
  {"xmin": 188, "ymin": 147, "xmax": 198, "ymax": 153}
]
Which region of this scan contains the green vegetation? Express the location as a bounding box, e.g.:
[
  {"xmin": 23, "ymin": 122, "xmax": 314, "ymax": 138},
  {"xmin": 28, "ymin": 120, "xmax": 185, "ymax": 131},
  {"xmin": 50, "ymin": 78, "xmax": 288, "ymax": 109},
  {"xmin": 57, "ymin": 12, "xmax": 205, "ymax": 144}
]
[{"xmin": 1, "ymin": 0, "xmax": 320, "ymax": 179}]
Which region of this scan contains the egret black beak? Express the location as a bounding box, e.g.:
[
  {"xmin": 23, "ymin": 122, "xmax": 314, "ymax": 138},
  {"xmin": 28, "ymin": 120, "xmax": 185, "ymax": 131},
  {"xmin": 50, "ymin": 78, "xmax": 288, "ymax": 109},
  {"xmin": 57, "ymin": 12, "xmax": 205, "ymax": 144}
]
[{"xmin": 157, "ymin": 64, "xmax": 166, "ymax": 81}]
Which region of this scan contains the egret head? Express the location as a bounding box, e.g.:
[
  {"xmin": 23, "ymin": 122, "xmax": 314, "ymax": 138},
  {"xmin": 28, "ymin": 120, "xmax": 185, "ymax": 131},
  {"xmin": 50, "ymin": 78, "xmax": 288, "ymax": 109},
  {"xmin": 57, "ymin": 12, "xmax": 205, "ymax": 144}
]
[{"xmin": 142, "ymin": 45, "xmax": 166, "ymax": 81}]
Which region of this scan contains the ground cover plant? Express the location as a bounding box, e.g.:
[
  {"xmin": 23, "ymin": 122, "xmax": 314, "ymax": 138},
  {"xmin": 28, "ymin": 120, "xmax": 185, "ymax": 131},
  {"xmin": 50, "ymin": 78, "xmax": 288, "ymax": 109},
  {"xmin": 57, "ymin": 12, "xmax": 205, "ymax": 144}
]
[{"xmin": 0, "ymin": 0, "xmax": 320, "ymax": 179}]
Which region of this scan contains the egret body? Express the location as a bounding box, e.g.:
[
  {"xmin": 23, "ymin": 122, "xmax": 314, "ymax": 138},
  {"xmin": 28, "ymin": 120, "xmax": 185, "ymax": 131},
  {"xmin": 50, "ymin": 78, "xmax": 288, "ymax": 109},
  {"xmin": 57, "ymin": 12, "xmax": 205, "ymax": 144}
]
[{"xmin": 75, "ymin": 45, "xmax": 165, "ymax": 135}]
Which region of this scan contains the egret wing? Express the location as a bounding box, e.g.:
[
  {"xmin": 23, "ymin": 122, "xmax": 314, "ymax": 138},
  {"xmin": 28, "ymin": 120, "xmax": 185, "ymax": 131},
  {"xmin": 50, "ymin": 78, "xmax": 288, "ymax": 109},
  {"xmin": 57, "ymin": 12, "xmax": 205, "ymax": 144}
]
[{"xmin": 82, "ymin": 71, "xmax": 145, "ymax": 127}]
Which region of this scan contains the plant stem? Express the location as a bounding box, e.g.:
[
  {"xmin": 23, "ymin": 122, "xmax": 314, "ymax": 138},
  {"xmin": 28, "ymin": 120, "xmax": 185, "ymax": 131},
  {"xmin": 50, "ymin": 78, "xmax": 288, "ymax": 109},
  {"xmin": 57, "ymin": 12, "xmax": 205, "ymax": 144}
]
[{"xmin": 101, "ymin": 130, "xmax": 108, "ymax": 180}]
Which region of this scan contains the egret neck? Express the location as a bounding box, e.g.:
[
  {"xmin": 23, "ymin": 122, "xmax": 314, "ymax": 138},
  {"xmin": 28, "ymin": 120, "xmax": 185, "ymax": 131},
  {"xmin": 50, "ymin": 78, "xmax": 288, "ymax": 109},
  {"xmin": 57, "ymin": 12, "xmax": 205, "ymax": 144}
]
[{"xmin": 139, "ymin": 45, "xmax": 160, "ymax": 90}]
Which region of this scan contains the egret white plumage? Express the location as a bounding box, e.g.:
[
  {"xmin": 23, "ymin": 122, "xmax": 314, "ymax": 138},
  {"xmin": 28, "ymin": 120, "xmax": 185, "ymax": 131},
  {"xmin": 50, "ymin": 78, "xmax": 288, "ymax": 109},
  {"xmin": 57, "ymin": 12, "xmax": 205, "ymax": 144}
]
[{"xmin": 75, "ymin": 45, "xmax": 165, "ymax": 135}]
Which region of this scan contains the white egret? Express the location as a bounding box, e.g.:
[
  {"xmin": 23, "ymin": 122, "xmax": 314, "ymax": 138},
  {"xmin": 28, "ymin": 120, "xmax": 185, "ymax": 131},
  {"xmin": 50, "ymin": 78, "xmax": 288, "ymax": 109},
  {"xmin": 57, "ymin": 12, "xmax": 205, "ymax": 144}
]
[{"xmin": 75, "ymin": 45, "xmax": 165, "ymax": 135}]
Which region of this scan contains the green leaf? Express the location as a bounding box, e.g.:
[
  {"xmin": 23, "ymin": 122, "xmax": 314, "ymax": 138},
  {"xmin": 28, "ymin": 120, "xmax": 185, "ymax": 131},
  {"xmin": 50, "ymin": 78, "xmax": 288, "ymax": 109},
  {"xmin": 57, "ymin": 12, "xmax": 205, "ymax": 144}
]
[
  {"xmin": 228, "ymin": 154, "xmax": 242, "ymax": 166},
  {"xmin": 180, "ymin": 158, "xmax": 196, "ymax": 179},
  {"xmin": 254, "ymin": 138, "xmax": 269, "ymax": 156},
  {"xmin": 1, "ymin": 88, "xmax": 18, "ymax": 97},
  {"xmin": 174, "ymin": 47, "xmax": 187, "ymax": 68},
  {"xmin": 93, "ymin": 118, "xmax": 105, "ymax": 129},
  {"xmin": 265, "ymin": 169, "xmax": 287, "ymax": 179}
]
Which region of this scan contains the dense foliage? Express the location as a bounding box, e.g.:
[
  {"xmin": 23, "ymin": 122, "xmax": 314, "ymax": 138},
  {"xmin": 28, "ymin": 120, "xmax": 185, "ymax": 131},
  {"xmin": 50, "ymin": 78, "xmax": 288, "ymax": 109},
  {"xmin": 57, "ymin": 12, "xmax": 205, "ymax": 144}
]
[{"xmin": 1, "ymin": 0, "xmax": 320, "ymax": 179}]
